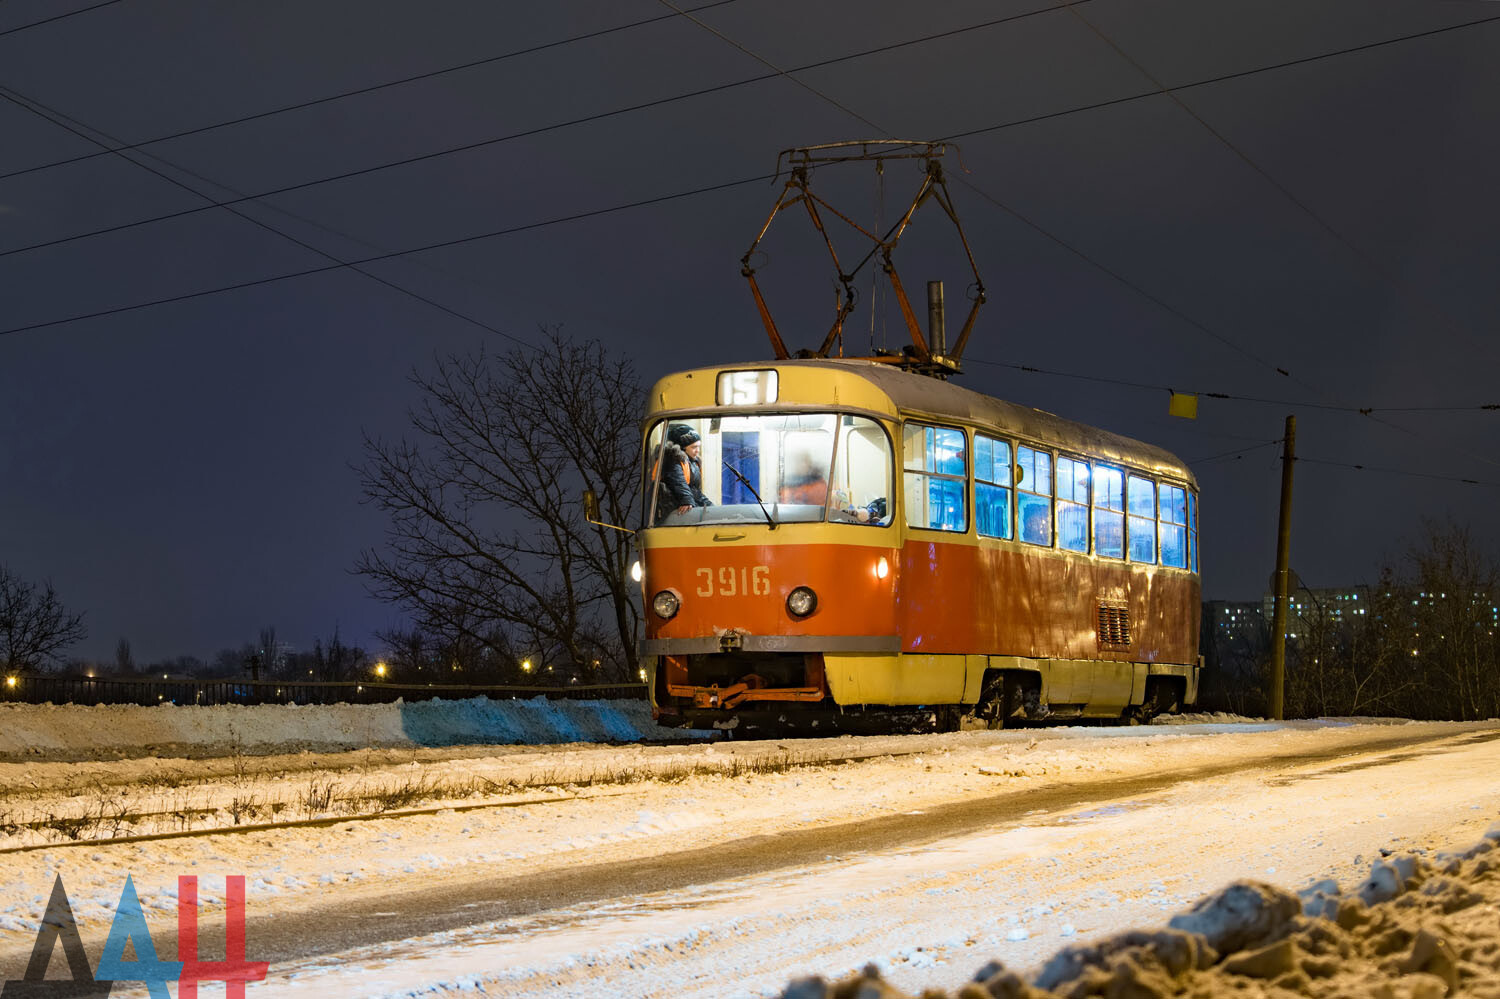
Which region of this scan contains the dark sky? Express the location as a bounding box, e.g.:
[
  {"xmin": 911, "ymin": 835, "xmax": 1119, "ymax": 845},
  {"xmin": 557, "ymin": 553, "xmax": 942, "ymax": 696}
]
[{"xmin": 3, "ymin": 0, "xmax": 1498, "ymax": 664}]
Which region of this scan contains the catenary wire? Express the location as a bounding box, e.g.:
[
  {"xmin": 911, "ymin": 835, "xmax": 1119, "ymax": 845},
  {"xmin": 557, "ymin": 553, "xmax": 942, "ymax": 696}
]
[
  {"xmin": 0, "ymin": 171, "xmax": 773, "ymax": 338},
  {"xmin": 1052, "ymin": 0, "xmax": 1500, "ymax": 377},
  {"xmin": 951, "ymin": 175, "xmax": 1312, "ymax": 395},
  {"xmin": 3, "ymin": 4, "xmax": 1496, "ymax": 386},
  {"xmin": 0, "ymin": 0, "xmax": 122, "ymax": 40},
  {"xmin": 1190, "ymin": 443, "xmax": 1500, "ymax": 488},
  {"xmin": 9, "ymin": 6, "xmax": 1496, "ymax": 263},
  {"xmin": 1044, "ymin": 1, "xmax": 1500, "ymax": 472},
  {"xmin": 1298, "ymin": 457, "xmax": 1500, "ymax": 488},
  {"xmin": 0, "ymin": 0, "xmax": 744, "ymax": 182},
  {"xmin": 6, "ymin": 118, "xmax": 1494, "ymax": 492},
  {"xmin": 0, "ymin": 86, "xmax": 536, "ymax": 348},
  {"xmin": 3, "ymin": 4, "xmax": 1039, "ymax": 257},
  {"xmin": 656, "ymin": 0, "xmax": 884, "ymax": 132},
  {"xmin": 1189, "ymin": 441, "xmax": 1281, "ymax": 465},
  {"xmin": 661, "ymin": 0, "xmax": 1312, "ymax": 394},
  {"xmin": 966, "ymin": 356, "xmax": 1500, "ymax": 414},
  {"xmin": 666, "ymin": 1, "xmax": 1500, "ymax": 480}
]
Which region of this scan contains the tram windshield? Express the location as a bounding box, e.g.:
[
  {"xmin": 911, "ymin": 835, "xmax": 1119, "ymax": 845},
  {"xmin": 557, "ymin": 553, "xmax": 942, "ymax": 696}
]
[{"xmin": 645, "ymin": 413, "xmax": 893, "ymax": 527}]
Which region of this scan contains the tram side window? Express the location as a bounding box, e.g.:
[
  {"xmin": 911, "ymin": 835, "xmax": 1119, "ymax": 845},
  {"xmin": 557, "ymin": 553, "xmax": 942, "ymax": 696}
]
[
  {"xmin": 902, "ymin": 423, "xmax": 967, "ymax": 531},
  {"xmin": 1016, "ymin": 445, "xmax": 1052, "ymax": 546},
  {"xmin": 1189, "ymin": 491, "xmax": 1199, "ymax": 573},
  {"xmin": 1128, "ymin": 475, "xmax": 1156, "ymax": 563},
  {"xmin": 1093, "ymin": 464, "xmax": 1124, "ymax": 558},
  {"xmin": 975, "ymin": 434, "xmax": 1012, "ymax": 539},
  {"xmin": 1055, "ymin": 456, "xmax": 1089, "ymax": 553},
  {"xmin": 1160, "ymin": 483, "xmax": 1188, "ymax": 568},
  {"xmin": 827, "ymin": 416, "xmax": 894, "ymax": 526}
]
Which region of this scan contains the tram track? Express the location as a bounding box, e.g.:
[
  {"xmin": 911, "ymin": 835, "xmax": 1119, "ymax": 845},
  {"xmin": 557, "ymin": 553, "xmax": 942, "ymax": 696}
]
[
  {"xmin": 0, "ymin": 786, "xmax": 647, "ymax": 856},
  {"xmin": 0, "ymin": 742, "xmax": 959, "ymax": 853}
]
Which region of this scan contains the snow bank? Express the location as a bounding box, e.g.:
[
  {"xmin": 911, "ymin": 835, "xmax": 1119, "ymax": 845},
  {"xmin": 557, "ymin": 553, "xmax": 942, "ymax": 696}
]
[
  {"xmin": 0, "ymin": 696, "xmax": 698, "ymax": 760},
  {"xmin": 782, "ymin": 824, "xmax": 1500, "ymax": 998}
]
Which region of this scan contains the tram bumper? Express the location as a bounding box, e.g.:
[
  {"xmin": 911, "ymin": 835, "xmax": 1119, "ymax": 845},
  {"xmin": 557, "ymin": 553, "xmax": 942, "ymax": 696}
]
[{"xmin": 643, "ymin": 634, "xmax": 902, "ymax": 722}]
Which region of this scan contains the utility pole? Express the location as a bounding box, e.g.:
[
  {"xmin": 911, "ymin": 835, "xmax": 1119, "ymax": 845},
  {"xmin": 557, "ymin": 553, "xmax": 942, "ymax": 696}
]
[{"xmin": 1268, "ymin": 415, "xmax": 1296, "ymax": 720}]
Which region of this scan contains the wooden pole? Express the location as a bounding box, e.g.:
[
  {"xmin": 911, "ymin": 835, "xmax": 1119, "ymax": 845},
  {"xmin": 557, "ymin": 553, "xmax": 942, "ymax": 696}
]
[{"xmin": 1268, "ymin": 415, "xmax": 1296, "ymax": 720}]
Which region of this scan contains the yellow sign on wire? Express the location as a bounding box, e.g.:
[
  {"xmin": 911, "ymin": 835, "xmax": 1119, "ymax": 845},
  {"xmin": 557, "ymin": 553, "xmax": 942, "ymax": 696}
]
[{"xmin": 1168, "ymin": 392, "xmax": 1198, "ymax": 420}]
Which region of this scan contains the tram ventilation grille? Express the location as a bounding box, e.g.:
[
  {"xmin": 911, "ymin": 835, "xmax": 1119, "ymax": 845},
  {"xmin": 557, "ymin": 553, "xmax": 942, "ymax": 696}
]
[{"xmin": 1097, "ymin": 605, "xmax": 1131, "ymax": 649}]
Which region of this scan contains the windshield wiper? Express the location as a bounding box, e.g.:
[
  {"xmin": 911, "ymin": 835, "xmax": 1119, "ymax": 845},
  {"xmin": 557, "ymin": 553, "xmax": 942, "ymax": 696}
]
[{"xmin": 722, "ymin": 459, "xmax": 776, "ymax": 530}]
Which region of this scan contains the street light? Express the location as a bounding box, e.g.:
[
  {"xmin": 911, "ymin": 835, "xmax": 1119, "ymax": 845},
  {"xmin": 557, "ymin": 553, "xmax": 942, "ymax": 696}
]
[{"xmin": 374, "ymin": 662, "xmax": 388, "ymax": 678}]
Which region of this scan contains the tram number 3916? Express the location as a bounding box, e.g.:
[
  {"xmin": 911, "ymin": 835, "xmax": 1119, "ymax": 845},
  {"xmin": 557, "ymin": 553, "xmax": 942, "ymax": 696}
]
[{"xmin": 695, "ymin": 565, "xmax": 771, "ymax": 597}]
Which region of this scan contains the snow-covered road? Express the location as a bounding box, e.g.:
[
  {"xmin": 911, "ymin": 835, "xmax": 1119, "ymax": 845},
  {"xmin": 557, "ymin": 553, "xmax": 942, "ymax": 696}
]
[{"xmin": 3, "ymin": 717, "xmax": 1499, "ymax": 997}]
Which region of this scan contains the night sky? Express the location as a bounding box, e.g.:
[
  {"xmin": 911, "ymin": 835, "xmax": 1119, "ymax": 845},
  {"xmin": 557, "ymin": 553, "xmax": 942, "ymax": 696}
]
[{"xmin": 3, "ymin": 0, "xmax": 1497, "ymax": 665}]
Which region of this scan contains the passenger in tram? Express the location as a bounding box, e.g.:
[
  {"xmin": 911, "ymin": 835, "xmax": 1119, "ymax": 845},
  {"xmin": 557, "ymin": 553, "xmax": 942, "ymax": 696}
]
[
  {"xmin": 656, "ymin": 424, "xmax": 712, "ymax": 519},
  {"xmin": 830, "ymin": 493, "xmax": 889, "ymax": 524},
  {"xmin": 778, "ymin": 448, "xmax": 828, "ymax": 506}
]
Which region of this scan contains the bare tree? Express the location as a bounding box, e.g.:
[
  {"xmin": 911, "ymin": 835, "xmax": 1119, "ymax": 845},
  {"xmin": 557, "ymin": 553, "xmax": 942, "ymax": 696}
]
[
  {"xmin": 309, "ymin": 627, "xmax": 367, "ymax": 682},
  {"xmin": 213, "ymin": 644, "xmax": 257, "ymax": 678},
  {"xmin": 1277, "ymin": 522, "xmax": 1499, "ymax": 721},
  {"xmin": 0, "ymin": 565, "xmax": 88, "ymax": 671},
  {"xmin": 357, "ymin": 330, "xmax": 641, "ymax": 681},
  {"xmin": 256, "ymin": 626, "xmax": 283, "ymax": 678},
  {"xmin": 115, "ymin": 637, "xmax": 135, "ymax": 674},
  {"xmin": 1283, "ymin": 585, "xmax": 1407, "ymax": 719},
  {"xmin": 1401, "ymin": 519, "xmax": 1500, "ymax": 720}
]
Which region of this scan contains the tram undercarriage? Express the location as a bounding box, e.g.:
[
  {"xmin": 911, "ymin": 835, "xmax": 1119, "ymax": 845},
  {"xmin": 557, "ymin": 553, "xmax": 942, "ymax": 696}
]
[{"xmin": 649, "ymin": 650, "xmax": 1199, "ymax": 735}]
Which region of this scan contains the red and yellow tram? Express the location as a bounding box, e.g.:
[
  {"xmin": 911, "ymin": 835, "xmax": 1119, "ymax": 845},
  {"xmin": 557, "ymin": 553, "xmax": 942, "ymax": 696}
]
[{"xmin": 638, "ymin": 358, "xmax": 1200, "ymax": 733}]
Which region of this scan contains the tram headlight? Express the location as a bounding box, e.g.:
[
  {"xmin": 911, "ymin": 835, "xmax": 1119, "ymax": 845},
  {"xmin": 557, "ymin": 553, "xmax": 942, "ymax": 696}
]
[
  {"xmin": 652, "ymin": 590, "xmax": 680, "ymax": 620},
  {"xmin": 875, "ymin": 556, "xmax": 890, "ymax": 580},
  {"xmin": 630, "ymin": 560, "xmax": 643, "ymax": 583},
  {"xmin": 786, "ymin": 586, "xmax": 818, "ymax": 618}
]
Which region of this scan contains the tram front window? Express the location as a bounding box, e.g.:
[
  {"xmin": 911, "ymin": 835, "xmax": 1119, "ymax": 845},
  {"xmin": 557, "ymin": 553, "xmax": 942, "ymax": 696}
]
[{"xmin": 646, "ymin": 413, "xmax": 893, "ymax": 527}]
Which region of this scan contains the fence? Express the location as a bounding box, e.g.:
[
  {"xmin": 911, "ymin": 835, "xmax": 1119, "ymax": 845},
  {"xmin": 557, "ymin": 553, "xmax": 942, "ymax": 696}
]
[{"xmin": 0, "ymin": 675, "xmax": 647, "ymax": 708}]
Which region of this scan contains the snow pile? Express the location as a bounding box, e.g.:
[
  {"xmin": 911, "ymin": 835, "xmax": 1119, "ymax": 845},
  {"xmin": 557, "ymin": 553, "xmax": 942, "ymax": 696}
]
[
  {"xmin": 0, "ymin": 696, "xmax": 697, "ymax": 760},
  {"xmin": 781, "ymin": 824, "xmax": 1500, "ymax": 998}
]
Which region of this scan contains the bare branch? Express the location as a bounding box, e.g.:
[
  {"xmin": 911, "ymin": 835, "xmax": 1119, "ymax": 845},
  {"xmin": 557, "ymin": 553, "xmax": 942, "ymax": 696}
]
[{"xmin": 355, "ymin": 328, "xmax": 642, "ymax": 682}]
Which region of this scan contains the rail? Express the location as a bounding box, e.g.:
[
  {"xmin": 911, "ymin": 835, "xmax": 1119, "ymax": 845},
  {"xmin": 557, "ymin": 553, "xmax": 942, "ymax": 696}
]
[{"xmin": 0, "ymin": 675, "xmax": 646, "ymax": 707}]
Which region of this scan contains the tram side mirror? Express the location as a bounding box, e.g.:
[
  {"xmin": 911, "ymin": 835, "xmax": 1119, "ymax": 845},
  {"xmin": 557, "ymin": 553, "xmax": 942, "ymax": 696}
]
[{"xmin": 582, "ymin": 488, "xmax": 634, "ymax": 534}]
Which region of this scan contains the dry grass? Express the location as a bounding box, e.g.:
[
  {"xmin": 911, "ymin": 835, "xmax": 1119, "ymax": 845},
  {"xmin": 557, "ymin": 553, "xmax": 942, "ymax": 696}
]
[
  {"xmin": 298, "ymin": 780, "xmax": 338, "ymax": 819},
  {"xmin": 227, "ymin": 794, "xmax": 261, "ymax": 825},
  {"xmin": 2, "ymin": 749, "xmax": 829, "ymax": 845}
]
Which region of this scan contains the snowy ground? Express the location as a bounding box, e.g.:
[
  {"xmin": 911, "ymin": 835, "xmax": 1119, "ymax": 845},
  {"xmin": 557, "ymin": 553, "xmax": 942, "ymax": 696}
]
[{"xmin": 1, "ymin": 703, "xmax": 1498, "ymax": 997}]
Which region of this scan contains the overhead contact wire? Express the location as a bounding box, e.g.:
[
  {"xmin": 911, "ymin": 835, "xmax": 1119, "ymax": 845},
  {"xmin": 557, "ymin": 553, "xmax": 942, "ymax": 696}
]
[
  {"xmin": 667, "ymin": 1, "xmax": 1500, "ymax": 486},
  {"xmin": 0, "ymin": 172, "xmax": 772, "ymax": 338},
  {"xmin": 0, "ymin": 86, "xmax": 536, "ymax": 348},
  {"xmin": 4, "ymin": 5, "xmax": 1496, "ymax": 269},
  {"xmin": 0, "ymin": 0, "xmax": 123, "ymax": 40},
  {"xmin": 967, "ymin": 357, "xmax": 1500, "ymax": 415}
]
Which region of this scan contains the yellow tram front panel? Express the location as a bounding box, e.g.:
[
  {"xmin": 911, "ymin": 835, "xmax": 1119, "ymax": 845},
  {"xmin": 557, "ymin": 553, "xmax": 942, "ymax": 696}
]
[{"xmin": 644, "ymin": 529, "xmax": 898, "ymax": 642}]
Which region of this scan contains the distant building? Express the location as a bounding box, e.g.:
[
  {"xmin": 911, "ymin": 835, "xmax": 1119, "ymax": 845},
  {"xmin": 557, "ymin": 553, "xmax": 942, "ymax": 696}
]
[
  {"xmin": 1207, "ymin": 580, "xmax": 1500, "ymax": 662},
  {"xmin": 1206, "ymin": 600, "xmax": 1263, "ymax": 642},
  {"xmin": 1261, "ymin": 584, "xmax": 1372, "ymax": 640}
]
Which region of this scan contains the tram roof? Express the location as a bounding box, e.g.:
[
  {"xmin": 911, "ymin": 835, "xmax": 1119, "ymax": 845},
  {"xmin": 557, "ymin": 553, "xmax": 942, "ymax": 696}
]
[
  {"xmin": 827, "ymin": 359, "xmax": 1195, "ymax": 485},
  {"xmin": 655, "ymin": 358, "xmax": 1196, "ymax": 486}
]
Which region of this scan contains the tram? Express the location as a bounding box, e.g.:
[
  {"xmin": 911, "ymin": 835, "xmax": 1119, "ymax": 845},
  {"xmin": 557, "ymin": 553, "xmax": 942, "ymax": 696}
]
[{"xmin": 638, "ymin": 359, "xmax": 1201, "ymax": 732}]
